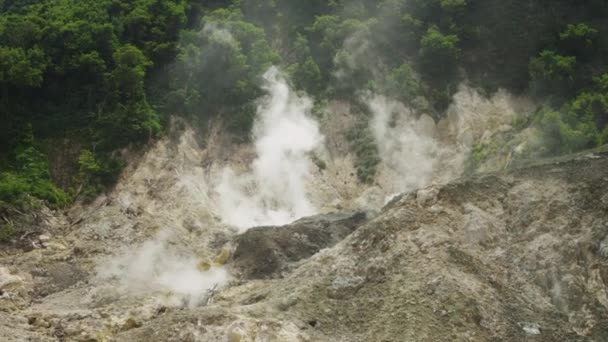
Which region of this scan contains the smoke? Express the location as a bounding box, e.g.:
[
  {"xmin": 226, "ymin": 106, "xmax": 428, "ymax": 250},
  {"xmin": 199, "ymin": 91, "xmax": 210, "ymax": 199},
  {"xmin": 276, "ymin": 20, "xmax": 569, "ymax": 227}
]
[
  {"xmin": 215, "ymin": 67, "xmax": 324, "ymax": 231},
  {"xmin": 96, "ymin": 231, "xmax": 229, "ymax": 308}
]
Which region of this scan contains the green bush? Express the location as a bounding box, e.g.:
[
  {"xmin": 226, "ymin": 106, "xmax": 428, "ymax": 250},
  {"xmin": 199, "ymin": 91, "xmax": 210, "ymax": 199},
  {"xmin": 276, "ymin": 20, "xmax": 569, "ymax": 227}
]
[
  {"xmin": 529, "ymin": 50, "xmax": 576, "ymax": 98},
  {"xmin": 346, "ymin": 122, "xmax": 380, "ymax": 184},
  {"xmin": 0, "ymin": 172, "xmax": 30, "ymax": 206},
  {"xmin": 0, "ymin": 126, "xmax": 70, "ymax": 207},
  {"xmin": 566, "ymin": 73, "xmax": 608, "ymax": 129},
  {"xmin": 384, "ymin": 63, "xmax": 421, "ymax": 103},
  {"xmin": 400, "ymin": 14, "xmax": 424, "ymax": 46},
  {"xmin": 559, "ymin": 23, "xmax": 597, "ymax": 59},
  {"xmin": 537, "ymin": 109, "xmax": 599, "ymax": 155},
  {"xmin": 530, "ymin": 51, "xmax": 576, "ymax": 80},
  {"xmin": 419, "ymin": 26, "xmax": 460, "ymax": 81},
  {"xmin": 0, "ymin": 172, "xmax": 69, "ymax": 208},
  {"xmin": 287, "ymin": 57, "xmax": 322, "ymax": 95},
  {"xmin": 73, "ymin": 149, "xmax": 123, "ymax": 202}
]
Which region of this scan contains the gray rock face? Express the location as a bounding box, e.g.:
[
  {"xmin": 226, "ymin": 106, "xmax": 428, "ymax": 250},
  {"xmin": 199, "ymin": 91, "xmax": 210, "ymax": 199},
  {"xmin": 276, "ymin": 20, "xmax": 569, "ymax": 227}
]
[{"xmin": 230, "ymin": 211, "xmax": 368, "ymax": 279}]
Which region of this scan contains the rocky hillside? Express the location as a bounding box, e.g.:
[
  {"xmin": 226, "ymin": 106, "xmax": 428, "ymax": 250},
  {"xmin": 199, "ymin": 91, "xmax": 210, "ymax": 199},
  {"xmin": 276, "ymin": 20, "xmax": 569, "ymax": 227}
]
[{"xmin": 1, "ymin": 141, "xmax": 608, "ymax": 341}]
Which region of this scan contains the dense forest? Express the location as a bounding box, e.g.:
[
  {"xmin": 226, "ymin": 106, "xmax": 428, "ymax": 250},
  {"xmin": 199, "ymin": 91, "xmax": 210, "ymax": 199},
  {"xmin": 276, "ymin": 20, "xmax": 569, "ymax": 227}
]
[{"xmin": 1, "ymin": 0, "xmax": 608, "ymax": 214}]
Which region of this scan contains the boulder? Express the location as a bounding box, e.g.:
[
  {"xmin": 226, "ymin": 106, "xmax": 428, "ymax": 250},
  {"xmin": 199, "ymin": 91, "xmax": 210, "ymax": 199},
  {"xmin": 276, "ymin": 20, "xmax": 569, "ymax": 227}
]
[{"xmin": 230, "ymin": 211, "xmax": 367, "ymax": 279}]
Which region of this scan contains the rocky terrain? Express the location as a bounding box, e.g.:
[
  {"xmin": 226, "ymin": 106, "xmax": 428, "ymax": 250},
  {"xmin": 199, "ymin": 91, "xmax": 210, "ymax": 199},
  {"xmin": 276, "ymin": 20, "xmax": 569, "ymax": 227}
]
[{"xmin": 1, "ymin": 132, "xmax": 608, "ymax": 341}]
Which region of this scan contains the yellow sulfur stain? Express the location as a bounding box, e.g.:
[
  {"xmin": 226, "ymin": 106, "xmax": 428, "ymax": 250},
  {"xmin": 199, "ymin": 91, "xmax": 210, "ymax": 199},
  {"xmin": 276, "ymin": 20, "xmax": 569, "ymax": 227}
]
[
  {"xmin": 197, "ymin": 260, "xmax": 211, "ymax": 272},
  {"xmin": 213, "ymin": 248, "xmax": 231, "ymax": 266}
]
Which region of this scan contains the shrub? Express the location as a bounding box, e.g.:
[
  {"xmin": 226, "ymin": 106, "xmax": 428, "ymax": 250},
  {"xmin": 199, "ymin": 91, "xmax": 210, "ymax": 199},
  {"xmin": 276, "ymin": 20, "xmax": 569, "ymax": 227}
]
[
  {"xmin": 0, "ymin": 171, "xmax": 69, "ymax": 208},
  {"xmin": 0, "ymin": 172, "xmax": 30, "ymax": 206},
  {"xmin": 529, "ymin": 50, "xmax": 576, "ymax": 98},
  {"xmin": 346, "ymin": 122, "xmax": 380, "ymax": 184},
  {"xmin": 384, "ymin": 63, "xmax": 421, "ymax": 103},
  {"xmin": 73, "ymin": 149, "xmax": 123, "ymax": 202},
  {"xmin": 530, "ymin": 50, "xmax": 576, "ymax": 80},
  {"xmin": 0, "ymin": 126, "xmax": 70, "ymax": 207},
  {"xmin": 287, "ymin": 57, "xmax": 322, "ymax": 95},
  {"xmin": 419, "ymin": 26, "xmax": 460, "ymax": 81},
  {"xmin": 537, "ymin": 109, "xmax": 599, "ymax": 155},
  {"xmin": 559, "ymin": 23, "xmax": 597, "ymax": 59}
]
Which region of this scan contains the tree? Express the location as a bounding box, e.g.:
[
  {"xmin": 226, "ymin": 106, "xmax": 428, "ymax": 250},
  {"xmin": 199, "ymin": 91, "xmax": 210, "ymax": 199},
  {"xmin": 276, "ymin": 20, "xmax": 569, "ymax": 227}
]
[
  {"xmin": 419, "ymin": 25, "xmax": 460, "ymax": 81},
  {"xmin": 529, "ymin": 50, "xmax": 576, "ymax": 98},
  {"xmin": 385, "ymin": 63, "xmax": 421, "ymax": 103},
  {"xmin": 168, "ymin": 6, "xmax": 280, "ymax": 133},
  {"xmin": 287, "ymin": 57, "xmax": 322, "ymax": 95},
  {"xmin": 559, "ymin": 23, "xmax": 598, "ymax": 60},
  {"xmin": 0, "ymin": 47, "xmax": 46, "ymax": 87}
]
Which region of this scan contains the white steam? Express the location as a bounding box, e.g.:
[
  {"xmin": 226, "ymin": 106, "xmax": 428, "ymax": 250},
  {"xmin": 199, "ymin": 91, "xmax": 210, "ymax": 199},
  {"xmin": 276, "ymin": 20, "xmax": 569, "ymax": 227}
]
[
  {"xmin": 96, "ymin": 232, "xmax": 229, "ymax": 308},
  {"xmin": 216, "ymin": 67, "xmax": 324, "ymax": 231},
  {"xmin": 368, "ymin": 95, "xmax": 442, "ymax": 194},
  {"xmin": 366, "ymin": 85, "xmax": 534, "ymax": 199}
]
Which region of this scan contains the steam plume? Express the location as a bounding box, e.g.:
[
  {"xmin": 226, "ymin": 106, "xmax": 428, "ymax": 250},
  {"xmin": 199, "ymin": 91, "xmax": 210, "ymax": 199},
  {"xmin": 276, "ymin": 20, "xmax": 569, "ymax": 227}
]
[
  {"xmin": 96, "ymin": 232, "xmax": 229, "ymax": 308},
  {"xmin": 216, "ymin": 67, "xmax": 324, "ymax": 231},
  {"xmin": 368, "ymin": 94, "xmax": 441, "ymax": 194},
  {"xmin": 366, "ymin": 85, "xmax": 533, "ymax": 198}
]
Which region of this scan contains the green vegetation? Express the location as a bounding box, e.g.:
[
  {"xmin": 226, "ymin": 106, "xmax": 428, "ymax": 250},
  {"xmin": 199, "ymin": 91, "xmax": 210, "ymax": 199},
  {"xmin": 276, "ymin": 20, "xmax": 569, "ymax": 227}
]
[
  {"xmin": 533, "ymin": 72, "xmax": 608, "ymax": 155},
  {"xmin": 0, "ymin": 126, "xmax": 69, "ymax": 207},
  {"xmin": 166, "ymin": 5, "xmax": 280, "ymax": 135},
  {"xmin": 346, "ymin": 120, "xmax": 381, "ymax": 184},
  {"xmin": 0, "ymin": 223, "xmax": 16, "ymax": 243},
  {"xmin": 419, "ymin": 26, "xmax": 460, "ymax": 81},
  {"xmin": 0, "ymin": 0, "xmax": 190, "ymax": 207},
  {"xmin": 2, "ymin": 0, "xmax": 608, "ymax": 207},
  {"xmin": 73, "ymin": 149, "xmax": 123, "ymax": 202},
  {"xmin": 384, "ymin": 64, "xmax": 421, "ymax": 105}
]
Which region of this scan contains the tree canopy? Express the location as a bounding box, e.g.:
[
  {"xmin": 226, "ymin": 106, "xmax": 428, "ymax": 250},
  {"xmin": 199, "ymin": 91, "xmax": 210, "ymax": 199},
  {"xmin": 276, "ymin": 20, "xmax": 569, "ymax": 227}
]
[{"xmin": 2, "ymin": 0, "xmax": 608, "ymax": 207}]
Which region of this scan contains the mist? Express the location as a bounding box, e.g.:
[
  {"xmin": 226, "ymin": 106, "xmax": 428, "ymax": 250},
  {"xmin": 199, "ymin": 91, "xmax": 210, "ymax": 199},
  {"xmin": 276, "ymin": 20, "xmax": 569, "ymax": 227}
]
[
  {"xmin": 96, "ymin": 231, "xmax": 229, "ymax": 308},
  {"xmin": 367, "ymin": 94, "xmax": 441, "ymax": 194},
  {"xmin": 215, "ymin": 67, "xmax": 324, "ymax": 231},
  {"xmin": 364, "ymin": 84, "xmax": 532, "ymax": 200}
]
